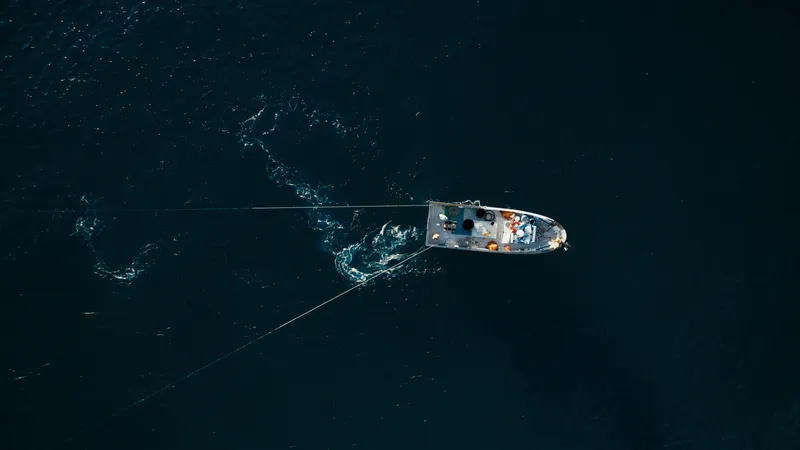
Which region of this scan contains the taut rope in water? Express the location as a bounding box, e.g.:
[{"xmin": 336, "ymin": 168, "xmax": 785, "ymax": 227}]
[
  {"xmin": 115, "ymin": 204, "xmax": 430, "ymax": 212},
  {"xmin": 12, "ymin": 203, "xmax": 430, "ymax": 214},
  {"xmin": 62, "ymin": 244, "xmax": 434, "ymax": 445}
]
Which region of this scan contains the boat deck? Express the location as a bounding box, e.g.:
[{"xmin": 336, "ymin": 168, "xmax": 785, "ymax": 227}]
[{"xmin": 425, "ymin": 202, "xmax": 567, "ymax": 254}]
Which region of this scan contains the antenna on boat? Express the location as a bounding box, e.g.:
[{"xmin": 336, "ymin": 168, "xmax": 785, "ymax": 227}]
[{"xmin": 460, "ymin": 199, "xmax": 481, "ymax": 206}]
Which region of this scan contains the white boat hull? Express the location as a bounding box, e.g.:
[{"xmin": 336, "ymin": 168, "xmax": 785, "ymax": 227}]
[{"xmin": 425, "ymin": 201, "xmax": 568, "ymax": 254}]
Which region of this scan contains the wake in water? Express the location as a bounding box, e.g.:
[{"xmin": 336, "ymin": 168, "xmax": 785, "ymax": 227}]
[
  {"xmin": 232, "ymin": 90, "xmax": 434, "ymax": 284},
  {"xmin": 67, "ymin": 89, "xmax": 432, "ymax": 286},
  {"xmin": 335, "ymin": 221, "xmax": 424, "ymax": 283},
  {"xmin": 72, "ymin": 195, "xmax": 182, "ymax": 284}
]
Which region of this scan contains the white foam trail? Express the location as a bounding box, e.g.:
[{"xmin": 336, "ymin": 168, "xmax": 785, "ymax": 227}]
[
  {"xmin": 234, "ymin": 91, "xmax": 431, "ymax": 283},
  {"xmin": 72, "ymin": 196, "xmax": 181, "ymax": 285}
]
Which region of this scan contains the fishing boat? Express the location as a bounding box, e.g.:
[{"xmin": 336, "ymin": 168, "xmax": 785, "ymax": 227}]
[{"xmin": 425, "ymin": 201, "xmax": 569, "ymax": 254}]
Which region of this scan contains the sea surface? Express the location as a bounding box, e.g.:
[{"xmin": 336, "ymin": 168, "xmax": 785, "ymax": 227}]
[{"xmin": 1, "ymin": 1, "xmax": 798, "ymax": 449}]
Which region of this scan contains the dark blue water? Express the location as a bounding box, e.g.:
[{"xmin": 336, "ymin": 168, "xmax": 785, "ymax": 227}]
[{"xmin": 2, "ymin": 1, "xmax": 798, "ymax": 449}]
